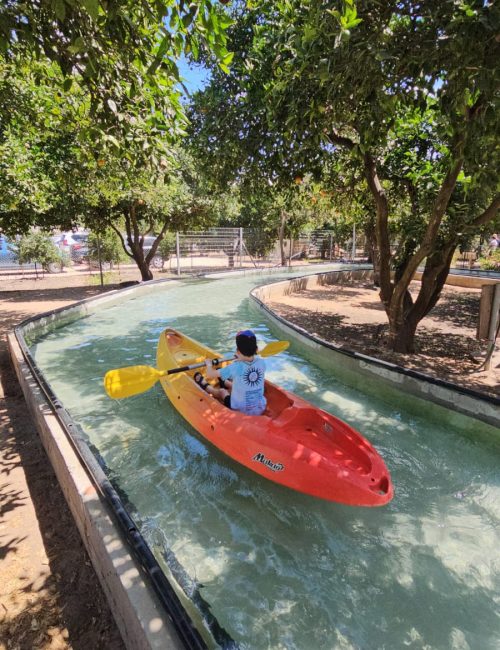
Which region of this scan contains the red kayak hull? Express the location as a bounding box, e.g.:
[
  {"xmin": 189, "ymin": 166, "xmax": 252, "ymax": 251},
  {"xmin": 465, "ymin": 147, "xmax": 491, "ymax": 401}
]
[{"xmin": 157, "ymin": 329, "xmax": 393, "ymax": 506}]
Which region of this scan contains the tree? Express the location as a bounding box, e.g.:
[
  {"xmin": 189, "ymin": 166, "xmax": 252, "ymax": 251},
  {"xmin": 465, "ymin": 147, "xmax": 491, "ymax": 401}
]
[
  {"xmin": 13, "ymin": 231, "xmax": 67, "ymax": 276},
  {"xmin": 192, "ymin": 0, "xmax": 500, "ymax": 352},
  {"xmin": 188, "ymin": 22, "xmax": 335, "ymax": 264},
  {"xmin": 0, "ymin": 58, "xmax": 218, "ymax": 280},
  {"xmin": 82, "ymin": 149, "xmax": 218, "ymax": 280},
  {"xmin": 87, "ymin": 229, "xmax": 127, "ymax": 267},
  {"xmin": 0, "ymin": 2, "xmax": 234, "ymax": 281},
  {"xmin": 158, "ymin": 232, "xmax": 176, "ymax": 261},
  {"xmin": 0, "ymin": 1, "xmax": 233, "ymax": 160}
]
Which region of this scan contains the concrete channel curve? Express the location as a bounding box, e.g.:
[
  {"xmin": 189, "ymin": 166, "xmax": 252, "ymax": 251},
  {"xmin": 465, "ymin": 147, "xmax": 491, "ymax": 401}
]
[
  {"xmin": 249, "ymin": 269, "xmax": 500, "ymax": 429},
  {"xmin": 9, "ymin": 269, "xmax": 500, "ymax": 649}
]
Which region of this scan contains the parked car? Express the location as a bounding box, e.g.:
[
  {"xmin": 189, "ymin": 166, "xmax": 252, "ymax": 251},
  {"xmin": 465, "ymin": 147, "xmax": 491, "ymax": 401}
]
[
  {"xmin": 0, "ymin": 234, "xmax": 17, "ymax": 266},
  {"xmin": 69, "ymin": 232, "xmax": 89, "ymax": 261},
  {"xmin": 53, "ymin": 231, "xmax": 89, "ymax": 262}
]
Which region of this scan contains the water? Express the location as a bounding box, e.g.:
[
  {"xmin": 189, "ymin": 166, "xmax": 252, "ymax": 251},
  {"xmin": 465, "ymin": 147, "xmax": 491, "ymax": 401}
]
[{"xmin": 29, "ymin": 271, "xmax": 500, "ymax": 649}]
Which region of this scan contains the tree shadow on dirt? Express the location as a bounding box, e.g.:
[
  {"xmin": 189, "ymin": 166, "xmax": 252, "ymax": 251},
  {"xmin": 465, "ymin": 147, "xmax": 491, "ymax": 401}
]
[
  {"xmin": 0, "ymin": 285, "xmax": 120, "ymax": 306},
  {"xmin": 270, "ymin": 304, "xmax": 497, "ymax": 397},
  {"xmin": 426, "ymin": 288, "xmax": 480, "ymax": 329},
  {"xmin": 0, "ymin": 349, "xmax": 125, "ymax": 649}
]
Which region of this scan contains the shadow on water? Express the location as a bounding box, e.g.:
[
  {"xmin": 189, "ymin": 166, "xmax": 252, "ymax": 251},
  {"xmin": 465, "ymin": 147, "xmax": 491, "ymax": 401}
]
[{"xmin": 25, "ymin": 280, "xmax": 500, "ymax": 649}]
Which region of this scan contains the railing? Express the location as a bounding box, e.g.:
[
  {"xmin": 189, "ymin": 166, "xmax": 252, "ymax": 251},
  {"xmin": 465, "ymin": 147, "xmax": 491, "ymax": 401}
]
[
  {"xmin": 167, "ymin": 228, "xmax": 367, "ymax": 275},
  {"xmin": 0, "ymin": 228, "xmax": 368, "ymax": 277}
]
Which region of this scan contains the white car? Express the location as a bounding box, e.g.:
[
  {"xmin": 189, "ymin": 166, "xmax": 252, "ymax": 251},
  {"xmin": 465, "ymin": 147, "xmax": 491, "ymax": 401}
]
[{"xmin": 53, "ymin": 231, "xmax": 89, "ymax": 261}]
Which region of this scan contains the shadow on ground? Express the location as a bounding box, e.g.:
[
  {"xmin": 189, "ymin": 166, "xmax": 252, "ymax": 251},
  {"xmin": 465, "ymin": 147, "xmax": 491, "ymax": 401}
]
[{"xmin": 0, "ymin": 283, "xmax": 125, "ymax": 649}]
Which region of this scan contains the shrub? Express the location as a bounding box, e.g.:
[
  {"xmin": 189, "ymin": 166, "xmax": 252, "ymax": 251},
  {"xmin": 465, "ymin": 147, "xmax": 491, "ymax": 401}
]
[
  {"xmin": 88, "ymin": 230, "xmax": 128, "ymax": 265},
  {"xmin": 13, "ymin": 232, "xmax": 67, "ymax": 271},
  {"xmin": 158, "ymin": 232, "xmax": 176, "ymax": 260},
  {"xmin": 478, "ymin": 249, "xmax": 500, "ymax": 271}
]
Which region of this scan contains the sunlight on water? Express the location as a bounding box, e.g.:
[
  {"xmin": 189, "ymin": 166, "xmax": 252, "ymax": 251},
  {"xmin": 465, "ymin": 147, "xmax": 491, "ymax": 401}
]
[{"xmin": 29, "ymin": 269, "xmax": 500, "ymax": 650}]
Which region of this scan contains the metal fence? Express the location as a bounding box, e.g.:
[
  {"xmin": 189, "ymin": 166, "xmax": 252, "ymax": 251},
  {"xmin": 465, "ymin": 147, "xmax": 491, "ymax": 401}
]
[
  {"xmin": 163, "ymin": 227, "xmax": 366, "ymax": 275},
  {"xmin": 0, "ymin": 227, "xmax": 367, "ymax": 277}
]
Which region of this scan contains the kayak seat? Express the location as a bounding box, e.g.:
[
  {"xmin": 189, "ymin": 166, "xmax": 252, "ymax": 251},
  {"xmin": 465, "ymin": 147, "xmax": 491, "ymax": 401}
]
[{"xmin": 264, "ymin": 382, "xmax": 294, "ymax": 419}]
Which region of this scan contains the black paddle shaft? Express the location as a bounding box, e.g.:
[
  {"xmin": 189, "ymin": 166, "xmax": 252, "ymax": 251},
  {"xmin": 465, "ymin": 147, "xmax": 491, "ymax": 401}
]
[{"xmin": 166, "ymin": 357, "xmax": 228, "ymax": 376}]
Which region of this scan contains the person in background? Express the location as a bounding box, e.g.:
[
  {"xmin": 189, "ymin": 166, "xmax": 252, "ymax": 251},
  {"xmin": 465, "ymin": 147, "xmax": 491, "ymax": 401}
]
[
  {"xmin": 488, "ymin": 234, "xmax": 499, "ymax": 253},
  {"xmin": 194, "ymin": 329, "xmax": 267, "ymax": 416}
]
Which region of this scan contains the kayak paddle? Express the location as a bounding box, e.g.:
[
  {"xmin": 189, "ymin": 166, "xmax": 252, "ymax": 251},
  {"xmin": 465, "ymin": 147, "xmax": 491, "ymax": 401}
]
[{"xmin": 104, "ymin": 340, "xmax": 289, "ymax": 399}]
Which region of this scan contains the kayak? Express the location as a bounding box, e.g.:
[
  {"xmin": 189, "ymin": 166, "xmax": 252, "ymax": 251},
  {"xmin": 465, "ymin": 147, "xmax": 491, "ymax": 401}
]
[{"xmin": 157, "ymin": 328, "xmax": 393, "ymax": 506}]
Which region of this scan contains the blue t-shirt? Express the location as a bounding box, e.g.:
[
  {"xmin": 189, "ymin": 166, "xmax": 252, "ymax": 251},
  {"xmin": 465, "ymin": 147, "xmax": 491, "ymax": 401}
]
[{"xmin": 219, "ymin": 357, "xmax": 266, "ymax": 416}]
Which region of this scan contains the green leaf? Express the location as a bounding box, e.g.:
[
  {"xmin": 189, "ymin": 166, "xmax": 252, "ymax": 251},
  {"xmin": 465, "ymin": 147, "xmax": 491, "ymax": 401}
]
[
  {"xmin": 148, "ymin": 34, "xmax": 172, "ymax": 75},
  {"xmin": 82, "ymin": 0, "xmax": 100, "ymax": 21},
  {"xmin": 345, "ymin": 18, "xmax": 362, "ymax": 29},
  {"xmin": 190, "ymin": 37, "xmax": 199, "ymax": 60},
  {"xmin": 53, "ymin": 0, "xmax": 66, "ymax": 21},
  {"xmin": 219, "ymin": 15, "xmax": 234, "ymax": 29},
  {"xmin": 182, "ymin": 10, "xmax": 196, "ymax": 29},
  {"xmin": 103, "ymin": 134, "xmax": 120, "ymax": 148},
  {"xmin": 68, "ymin": 36, "xmax": 86, "ymax": 54}
]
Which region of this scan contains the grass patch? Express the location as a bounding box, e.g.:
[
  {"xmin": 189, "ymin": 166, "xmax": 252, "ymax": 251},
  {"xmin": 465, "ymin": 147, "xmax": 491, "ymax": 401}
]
[{"xmin": 88, "ymin": 271, "xmax": 117, "ymax": 286}]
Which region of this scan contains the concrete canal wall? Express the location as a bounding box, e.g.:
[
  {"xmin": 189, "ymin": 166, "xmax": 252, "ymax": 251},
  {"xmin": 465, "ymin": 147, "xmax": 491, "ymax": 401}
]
[{"xmin": 250, "ymin": 269, "xmax": 500, "ymax": 431}]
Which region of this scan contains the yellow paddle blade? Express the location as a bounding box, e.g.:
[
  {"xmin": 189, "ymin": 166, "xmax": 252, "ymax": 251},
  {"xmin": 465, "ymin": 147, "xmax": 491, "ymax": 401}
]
[
  {"xmin": 104, "ymin": 365, "xmax": 164, "ymax": 399},
  {"xmin": 260, "ymin": 340, "xmax": 289, "ymax": 357}
]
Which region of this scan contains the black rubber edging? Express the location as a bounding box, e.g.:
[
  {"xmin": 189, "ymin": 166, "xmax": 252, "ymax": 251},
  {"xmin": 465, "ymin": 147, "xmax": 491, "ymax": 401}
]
[
  {"xmin": 13, "ymin": 284, "xmax": 237, "ymax": 650},
  {"xmin": 250, "ymin": 275, "xmax": 500, "ymax": 410}
]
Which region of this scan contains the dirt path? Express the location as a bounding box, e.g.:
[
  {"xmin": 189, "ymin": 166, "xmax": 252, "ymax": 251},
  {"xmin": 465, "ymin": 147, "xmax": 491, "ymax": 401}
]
[
  {"xmin": 0, "ymin": 269, "xmax": 146, "ymax": 650},
  {"xmin": 266, "ymin": 279, "xmax": 499, "ymax": 397}
]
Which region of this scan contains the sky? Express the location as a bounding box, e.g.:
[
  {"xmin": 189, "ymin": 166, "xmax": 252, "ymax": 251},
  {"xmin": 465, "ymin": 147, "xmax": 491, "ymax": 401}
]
[{"xmin": 177, "ymin": 55, "xmax": 211, "ymax": 96}]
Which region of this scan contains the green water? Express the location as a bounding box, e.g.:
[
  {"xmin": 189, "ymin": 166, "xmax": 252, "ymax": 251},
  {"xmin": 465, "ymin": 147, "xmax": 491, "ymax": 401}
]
[{"xmin": 29, "ymin": 271, "xmax": 500, "ymax": 650}]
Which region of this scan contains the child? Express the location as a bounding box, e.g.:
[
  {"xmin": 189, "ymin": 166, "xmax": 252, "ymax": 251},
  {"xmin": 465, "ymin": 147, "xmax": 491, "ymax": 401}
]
[{"xmin": 194, "ymin": 329, "xmax": 267, "ymax": 416}]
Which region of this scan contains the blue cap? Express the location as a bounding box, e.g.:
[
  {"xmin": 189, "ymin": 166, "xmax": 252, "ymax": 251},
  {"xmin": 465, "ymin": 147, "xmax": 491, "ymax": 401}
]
[{"xmin": 236, "ymin": 329, "xmax": 255, "ymax": 338}]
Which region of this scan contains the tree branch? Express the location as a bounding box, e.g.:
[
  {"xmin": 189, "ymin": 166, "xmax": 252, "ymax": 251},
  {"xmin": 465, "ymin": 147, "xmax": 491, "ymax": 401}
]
[
  {"xmin": 110, "ymin": 222, "xmax": 133, "ymax": 259},
  {"xmin": 468, "ymin": 194, "xmax": 500, "ymax": 229},
  {"xmin": 326, "ymin": 129, "xmax": 356, "ymax": 151}
]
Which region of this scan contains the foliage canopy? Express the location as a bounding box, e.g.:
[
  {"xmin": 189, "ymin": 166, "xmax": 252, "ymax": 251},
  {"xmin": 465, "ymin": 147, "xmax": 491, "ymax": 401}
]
[
  {"xmin": 0, "ymin": 1, "xmax": 233, "ymax": 161},
  {"xmin": 189, "ymin": 0, "xmax": 500, "ymax": 351}
]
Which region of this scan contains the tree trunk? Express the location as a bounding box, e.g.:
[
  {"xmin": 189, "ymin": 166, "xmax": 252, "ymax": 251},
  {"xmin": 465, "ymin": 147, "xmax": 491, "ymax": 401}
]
[
  {"xmin": 363, "ymin": 153, "xmax": 392, "ymax": 306},
  {"xmin": 129, "ymin": 240, "xmax": 153, "ymax": 281},
  {"xmin": 138, "ymin": 262, "xmax": 153, "ymax": 281},
  {"xmin": 387, "ymin": 312, "xmax": 420, "ymax": 353},
  {"xmin": 118, "ymin": 202, "xmax": 155, "ymax": 281},
  {"xmin": 415, "ymin": 246, "xmax": 456, "ymax": 319},
  {"xmin": 385, "ymin": 244, "xmax": 456, "ymax": 352},
  {"xmin": 129, "ymin": 239, "xmax": 153, "ymax": 281},
  {"xmin": 278, "ymin": 210, "xmax": 287, "ymax": 266}
]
